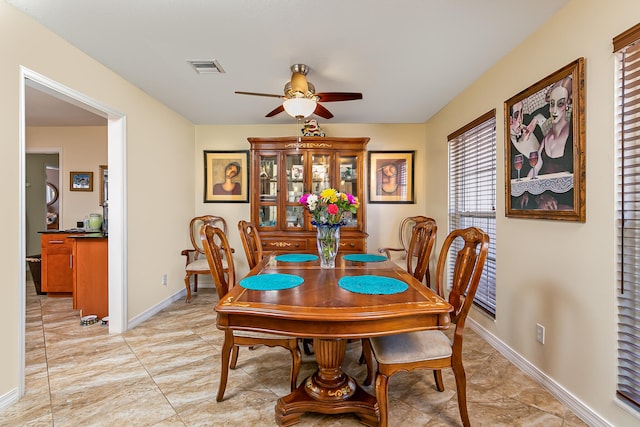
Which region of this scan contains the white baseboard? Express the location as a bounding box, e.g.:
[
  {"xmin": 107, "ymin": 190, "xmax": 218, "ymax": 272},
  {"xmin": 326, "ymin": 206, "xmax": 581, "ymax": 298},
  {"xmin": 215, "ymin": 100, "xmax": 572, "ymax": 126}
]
[
  {"xmin": 0, "ymin": 387, "xmax": 20, "ymax": 413},
  {"xmin": 127, "ymin": 288, "xmax": 187, "ymax": 330},
  {"xmin": 468, "ymin": 319, "xmax": 612, "ymax": 427}
]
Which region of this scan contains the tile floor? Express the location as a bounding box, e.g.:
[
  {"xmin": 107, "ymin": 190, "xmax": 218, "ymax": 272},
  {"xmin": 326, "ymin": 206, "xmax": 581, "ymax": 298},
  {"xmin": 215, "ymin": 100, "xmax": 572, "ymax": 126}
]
[{"xmin": 0, "ymin": 281, "xmax": 589, "ymax": 426}]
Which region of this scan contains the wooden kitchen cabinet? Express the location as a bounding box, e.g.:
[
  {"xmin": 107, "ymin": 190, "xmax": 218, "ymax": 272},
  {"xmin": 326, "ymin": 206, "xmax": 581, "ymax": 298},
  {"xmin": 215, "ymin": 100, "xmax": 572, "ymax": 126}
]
[
  {"xmin": 41, "ymin": 233, "xmax": 73, "ymax": 294},
  {"xmin": 71, "ymin": 237, "xmax": 108, "ymax": 318},
  {"xmin": 248, "ymin": 136, "xmax": 369, "ymax": 253}
]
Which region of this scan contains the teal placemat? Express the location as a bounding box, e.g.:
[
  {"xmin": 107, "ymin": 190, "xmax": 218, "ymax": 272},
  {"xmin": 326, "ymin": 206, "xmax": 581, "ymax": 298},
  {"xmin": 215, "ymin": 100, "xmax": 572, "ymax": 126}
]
[
  {"xmin": 275, "ymin": 254, "xmax": 319, "ymax": 262},
  {"xmin": 338, "ymin": 275, "xmax": 408, "ymax": 295},
  {"xmin": 240, "ymin": 274, "xmax": 304, "ymax": 290},
  {"xmin": 343, "ymin": 254, "xmax": 387, "ymax": 263}
]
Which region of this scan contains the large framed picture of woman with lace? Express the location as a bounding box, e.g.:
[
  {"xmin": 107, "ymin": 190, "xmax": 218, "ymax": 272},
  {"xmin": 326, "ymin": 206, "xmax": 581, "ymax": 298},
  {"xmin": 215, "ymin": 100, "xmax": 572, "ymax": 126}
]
[{"xmin": 504, "ymin": 58, "xmax": 585, "ymax": 222}]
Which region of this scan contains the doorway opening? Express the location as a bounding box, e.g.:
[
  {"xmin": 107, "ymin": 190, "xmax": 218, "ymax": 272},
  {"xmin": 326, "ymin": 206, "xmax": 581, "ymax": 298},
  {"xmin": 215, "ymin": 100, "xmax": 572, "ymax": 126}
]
[{"xmin": 19, "ymin": 67, "xmax": 127, "ymax": 398}]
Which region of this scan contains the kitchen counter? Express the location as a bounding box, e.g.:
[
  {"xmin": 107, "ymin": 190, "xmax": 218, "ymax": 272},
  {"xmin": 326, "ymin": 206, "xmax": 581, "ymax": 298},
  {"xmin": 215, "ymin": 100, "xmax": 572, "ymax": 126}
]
[
  {"xmin": 67, "ymin": 233, "xmax": 106, "ymax": 239},
  {"xmin": 39, "ymin": 229, "xmax": 106, "ymax": 238},
  {"xmin": 39, "ymin": 231, "xmax": 108, "ymax": 318}
]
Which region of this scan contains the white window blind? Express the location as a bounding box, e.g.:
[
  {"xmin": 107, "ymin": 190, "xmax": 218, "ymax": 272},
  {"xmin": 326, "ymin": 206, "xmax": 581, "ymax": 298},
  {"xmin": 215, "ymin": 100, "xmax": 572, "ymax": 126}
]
[
  {"xmin": 614, "ymin": 23, "xmax": 640, "ymax": 412},
  {"xmin": 448, "ymin": 110, "xmax": 497, "ymax": 316}
]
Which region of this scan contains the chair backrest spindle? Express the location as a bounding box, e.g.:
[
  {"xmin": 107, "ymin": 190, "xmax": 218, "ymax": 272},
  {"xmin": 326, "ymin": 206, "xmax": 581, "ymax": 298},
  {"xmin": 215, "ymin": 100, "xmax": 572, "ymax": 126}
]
[
  {"xmin": 201, "ymin": 224, "xmax": 236, "ymax": 299},
  {"xmin": 238, "ymin": 220, "xmax": 263, "ymax": 269},
  {"xmin": 190, "ymin": 215, "xmax": 228, "ymax": 255},
  {"xmin": 435, "ymin": 227, "xmax": 489, "ymax": 327},
  {"xmin": 405, "ymin": 220, "xmax": 437, "ymax": 284}
]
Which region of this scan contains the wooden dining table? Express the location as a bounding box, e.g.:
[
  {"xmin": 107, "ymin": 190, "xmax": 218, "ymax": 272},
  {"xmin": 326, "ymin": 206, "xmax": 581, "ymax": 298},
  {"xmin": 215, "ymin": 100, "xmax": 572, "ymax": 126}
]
[{"xmin": 214, "ymin": 252, "xmax": 453, "ymax": 426}]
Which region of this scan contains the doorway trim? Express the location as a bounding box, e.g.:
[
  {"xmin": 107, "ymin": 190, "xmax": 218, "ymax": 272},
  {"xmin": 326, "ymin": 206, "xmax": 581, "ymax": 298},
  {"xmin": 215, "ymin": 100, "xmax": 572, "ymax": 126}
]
[{"xmin": 19, "ymin": 67, "xmax": 128, "ymax": 396}]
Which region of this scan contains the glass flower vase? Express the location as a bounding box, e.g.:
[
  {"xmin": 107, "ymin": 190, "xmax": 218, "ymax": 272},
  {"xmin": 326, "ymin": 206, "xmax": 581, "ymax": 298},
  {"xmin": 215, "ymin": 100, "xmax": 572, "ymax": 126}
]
[{"xmin": 315, "ymin": 223, "xmax": 341, "ymax": 269}]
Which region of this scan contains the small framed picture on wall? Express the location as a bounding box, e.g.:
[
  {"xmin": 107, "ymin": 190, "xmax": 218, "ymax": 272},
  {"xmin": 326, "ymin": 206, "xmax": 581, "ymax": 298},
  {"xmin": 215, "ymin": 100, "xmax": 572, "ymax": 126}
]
[{"xmin": 70, "ymin": 171, "xmax": 93, "ymax": 192}]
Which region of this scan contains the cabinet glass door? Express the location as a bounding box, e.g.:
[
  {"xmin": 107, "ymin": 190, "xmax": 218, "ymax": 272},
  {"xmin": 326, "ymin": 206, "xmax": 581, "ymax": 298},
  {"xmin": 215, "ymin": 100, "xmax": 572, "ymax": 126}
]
[
  {"xmin": 285, "ymin": 153, "xmax": 304, "ymax": 201},
  {"xmin": 311, "ymin": 153, "xmax": 331, "ymax": 194},
  {"xmin": 338, "ymin": 154, "xmax": 359, "ymax": 227},
  {"xmin": 258, "ymin": 206, "xmax": 277, "ymax": 228},
  {"xmin": 285, "ymin": 153, "xmax": 305, "ymax": 229},
  {"xmin": 258, "ymin": 155, "xmax": 277, "ymax": 228}
]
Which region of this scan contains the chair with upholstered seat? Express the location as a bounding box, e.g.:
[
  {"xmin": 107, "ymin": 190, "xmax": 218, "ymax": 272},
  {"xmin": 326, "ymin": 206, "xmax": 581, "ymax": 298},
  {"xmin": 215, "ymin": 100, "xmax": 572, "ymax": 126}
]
[
  {"xmin": 181, "ymin": 215, "xmax": 229, "ymax": 303},
  {"xmin": 363, "ymin": 227, "xmax": 489, "ymax": 427},
  {"xmin": 379, "ymin": 216, "xmax": 437, "ymax": 286},
  {"xmin": 237, "ymin": 220, "xmax": 263, "ymax": 270},
  {"xmin": 358, "ymin": 220, "xmax": 438, "ymax": 365},
  {"xmin": 200, "ymin": 224, "xmax": 301, "ymax": 401}
]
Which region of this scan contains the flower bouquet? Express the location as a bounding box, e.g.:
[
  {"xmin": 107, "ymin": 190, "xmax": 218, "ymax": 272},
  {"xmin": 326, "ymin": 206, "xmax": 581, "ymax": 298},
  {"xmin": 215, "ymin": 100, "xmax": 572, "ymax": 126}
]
[{"xmin": 299, "ymin": 188, "xmax": 359, "ymax": 268}]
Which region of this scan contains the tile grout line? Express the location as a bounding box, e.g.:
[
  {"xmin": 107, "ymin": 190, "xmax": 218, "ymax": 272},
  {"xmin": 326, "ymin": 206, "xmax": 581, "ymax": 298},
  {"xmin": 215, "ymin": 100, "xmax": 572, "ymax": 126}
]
[{"xmin": 121, "ymin": 328, "xmax": 187, "ymax": 423}]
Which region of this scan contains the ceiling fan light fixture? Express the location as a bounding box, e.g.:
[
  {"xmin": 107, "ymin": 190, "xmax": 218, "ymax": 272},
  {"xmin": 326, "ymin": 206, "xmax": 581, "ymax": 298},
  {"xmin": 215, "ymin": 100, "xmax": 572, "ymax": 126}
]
[{"xmin": 283, "ymin": 97, "xmax": 316, "ymax": 118}]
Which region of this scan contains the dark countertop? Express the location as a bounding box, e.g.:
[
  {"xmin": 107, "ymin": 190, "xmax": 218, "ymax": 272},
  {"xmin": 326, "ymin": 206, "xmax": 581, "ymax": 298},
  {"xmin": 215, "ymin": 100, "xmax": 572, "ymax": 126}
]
[
  {"xmin": 39, "ymin": 229, "xmax": 107, "ymax": 238},
  {"xmin": 67, "ymin": 233, "xmax": 107, "ymax": 239},
  {"xmin": 39, "ymin": 228, "xmax": 86, "ymax": 234}
]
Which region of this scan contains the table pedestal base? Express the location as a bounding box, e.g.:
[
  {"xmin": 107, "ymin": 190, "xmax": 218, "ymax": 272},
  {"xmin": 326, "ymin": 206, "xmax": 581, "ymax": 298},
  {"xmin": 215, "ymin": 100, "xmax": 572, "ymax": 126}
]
[{"xmin": 275, "ymin": 338, "xmax": 379, "ymax": 426}]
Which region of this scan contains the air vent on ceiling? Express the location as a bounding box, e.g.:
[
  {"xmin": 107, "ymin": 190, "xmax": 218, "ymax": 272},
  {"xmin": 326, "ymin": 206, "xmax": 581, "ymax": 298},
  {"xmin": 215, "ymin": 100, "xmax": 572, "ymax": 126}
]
[{"xmin": 187, "ymin": 59, "xmax": 225, "ymax": 74}]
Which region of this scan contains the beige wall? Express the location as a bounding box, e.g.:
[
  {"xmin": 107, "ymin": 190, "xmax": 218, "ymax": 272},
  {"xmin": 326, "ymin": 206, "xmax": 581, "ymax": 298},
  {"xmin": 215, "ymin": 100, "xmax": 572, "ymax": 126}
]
[
  {"xmin": 27, "ymin": 126, "xmax": 107, "ymax": 229},
  {"xmin": 0, "ymin": 1, "xmax": 194, "ymax": 399},
  {"xmin": 425, "ymin": 0, "xmax": 639, "ymax": 425},
  {"xmin": 194, "ymin": 123, "xmax": 427, "ymax": 278}
]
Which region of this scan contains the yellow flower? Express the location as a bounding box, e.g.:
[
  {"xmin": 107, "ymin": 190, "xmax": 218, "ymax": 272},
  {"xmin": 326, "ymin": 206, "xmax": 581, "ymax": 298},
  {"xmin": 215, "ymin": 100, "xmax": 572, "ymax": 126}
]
[{"xmin": 320, "ymin": 188, "xmax": 338, "ymax": 203}]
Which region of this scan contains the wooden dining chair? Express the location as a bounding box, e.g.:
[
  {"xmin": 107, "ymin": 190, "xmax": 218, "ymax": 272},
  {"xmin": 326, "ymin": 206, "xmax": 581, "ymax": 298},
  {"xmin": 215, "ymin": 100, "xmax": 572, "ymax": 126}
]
[
  {"xmin": 379, "ymin": 216, "xmax": 437, "ymax": 287},
  {"xmin": 363, "ymin": 227, "xmax": 489, "ymax": 427},
  {"xmin": 404, "ymin": 220, "xmax": 437, "ymax": 285},
  {"xmin": 181, "ymin": 215, "xmax": 229, "ymax": 303},
  {"xmin": 200, "ymin": 224, "xmax": 301, "ymax": 402},
  {"xmin": 237, "ymin": 219, "xmax": 315, "ymax": 356},
  {"xmin": 237, "ymin": 220, "xmax": 263, "ymax": 270},
  {"xmin": 358, "ymin": 220, "xmax": 438, "ymax": 365}
]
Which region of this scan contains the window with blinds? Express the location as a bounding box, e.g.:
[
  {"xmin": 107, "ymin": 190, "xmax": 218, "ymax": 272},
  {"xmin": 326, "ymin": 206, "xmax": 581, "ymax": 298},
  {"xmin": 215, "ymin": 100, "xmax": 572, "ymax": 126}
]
[
  {"xmin": 614, "ymin": 23, "xmax": 640, "ymax": 412},
  {"xmin": 448, "ymin": 110, "xmax": 497, "ymax": 316}
]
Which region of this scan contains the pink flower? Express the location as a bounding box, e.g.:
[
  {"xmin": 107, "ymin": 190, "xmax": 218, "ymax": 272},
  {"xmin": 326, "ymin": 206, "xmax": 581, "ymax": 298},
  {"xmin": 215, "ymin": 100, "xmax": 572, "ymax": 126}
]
[
  {"xmin": 327, "ymin": 204, "xmax": 339, "ymax": 215},
  {"xmin": 299, "ymin": 194, "xmax": 309, "ymax": 205}
]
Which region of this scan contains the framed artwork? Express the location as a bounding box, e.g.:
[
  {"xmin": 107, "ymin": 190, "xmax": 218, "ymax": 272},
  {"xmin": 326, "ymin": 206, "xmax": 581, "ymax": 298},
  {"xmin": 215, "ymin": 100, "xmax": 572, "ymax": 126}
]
[
  {"xmin": 204, "ymin": 150, "xmax": 250, "ymax": 203},
  {"xmin": 504, "ymin": 57, "xmax": 585, "ymax": 222},
  {"xmin": 70, "ymin": 171, "xmax": 93, "ymax": 192},
  {"xmin": 368, "ymin": 151, "xmax": 415, "ymax": 204}
]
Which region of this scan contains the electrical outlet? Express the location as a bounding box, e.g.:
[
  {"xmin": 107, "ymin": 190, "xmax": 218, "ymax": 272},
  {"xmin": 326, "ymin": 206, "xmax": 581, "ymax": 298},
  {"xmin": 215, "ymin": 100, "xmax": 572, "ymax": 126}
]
[
  {"xmin": 536, "ymin": 323, "xmax": 545, "ymax": 344},
  {"xmin": 161, "ymin": 274, "xmax": 168, "ymax": 286}
]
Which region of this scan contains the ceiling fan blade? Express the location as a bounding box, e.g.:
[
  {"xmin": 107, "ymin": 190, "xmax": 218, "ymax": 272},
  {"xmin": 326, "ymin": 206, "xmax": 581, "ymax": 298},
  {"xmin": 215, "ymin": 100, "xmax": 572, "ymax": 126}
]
[
  {"xmin": 315, "ymin": 92, "xmax": 363, "ymax": 102},
  {"xmin": 265, "ymin": 104, "xmax": 285, "ymax": 117},
  {"xmin": 235, "ymin": 91, "xmax": 284, "ymax": 99},
  {"xmin": 314, "ymin": 103, "xmax": 334, "ymax": 119}
]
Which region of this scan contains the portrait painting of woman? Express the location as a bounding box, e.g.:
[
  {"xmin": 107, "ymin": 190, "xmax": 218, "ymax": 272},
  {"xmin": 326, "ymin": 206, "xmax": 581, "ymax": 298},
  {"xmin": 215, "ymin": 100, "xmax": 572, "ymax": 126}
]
[
  {"xmin": 504, "ymin": 58, "xmax": 585, "ymax": 222},
  {"xmin": 212, "ymin": 162, "xmax": 241, "ymax": 195},
  {"xmin": 368, "ymin": 151, "xmax": 415, "ymax": 204},
  {"xmin": 204, "ymin": 151, "xmax": 249, "ymax": 203}
]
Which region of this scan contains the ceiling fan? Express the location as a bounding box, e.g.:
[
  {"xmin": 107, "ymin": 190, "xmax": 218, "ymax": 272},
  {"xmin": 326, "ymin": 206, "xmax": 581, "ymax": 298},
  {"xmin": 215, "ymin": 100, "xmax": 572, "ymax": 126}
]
[{"xmin": 235, "ymin": 64, "xmax": 362, "ymax": 119}]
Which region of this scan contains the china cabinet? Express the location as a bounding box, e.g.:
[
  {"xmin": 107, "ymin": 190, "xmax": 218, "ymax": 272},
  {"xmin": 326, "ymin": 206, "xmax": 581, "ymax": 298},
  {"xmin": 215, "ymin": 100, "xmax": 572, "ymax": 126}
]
[{"xmin": 248, "ymin": 136, "xmax": 369, "ymax": 253}]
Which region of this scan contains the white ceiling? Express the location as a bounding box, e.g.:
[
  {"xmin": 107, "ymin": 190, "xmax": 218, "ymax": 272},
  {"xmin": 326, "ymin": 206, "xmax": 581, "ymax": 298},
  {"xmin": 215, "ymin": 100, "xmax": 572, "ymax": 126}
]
[{"xmin": 11, "ymin": 0, "xmax": 568, "ymax": 126}]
